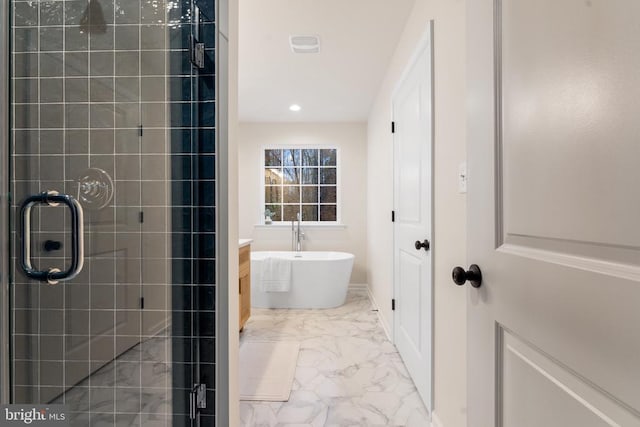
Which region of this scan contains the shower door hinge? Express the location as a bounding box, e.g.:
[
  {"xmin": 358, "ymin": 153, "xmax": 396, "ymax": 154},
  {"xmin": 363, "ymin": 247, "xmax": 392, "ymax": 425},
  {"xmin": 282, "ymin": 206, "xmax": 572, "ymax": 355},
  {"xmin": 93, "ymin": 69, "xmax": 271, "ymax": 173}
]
[
  {"xmin": 139, "ymin": 211, "xmax": 144, "ymax": 223},
  {"xmin": 190, "ymin": 6, "xmax": 206, "ymax": 70},
  {"xmin": 391, "ymin": 210, "xmax": 395, "ymax": 222},
  {"xmin": 189, "ymin": 383, "xmax": 207, "ymax": 420},
  {"xmin": 392, "ymin": 299, "xmax": 396, "ymax": 311},
  {"xmin": 138, "ymin": 125, "xmax": 143, "ymax": 136},
  {"xmin": 140, "ymin": 297, "xmax": 144, "ymax": 309},
  {"xmin": 190, "ymin": 36, "xmax": 206, "ymax": 70},
  {"xmin": 391, "ymin": 121, "xmax": 395, "ymax": 133}
]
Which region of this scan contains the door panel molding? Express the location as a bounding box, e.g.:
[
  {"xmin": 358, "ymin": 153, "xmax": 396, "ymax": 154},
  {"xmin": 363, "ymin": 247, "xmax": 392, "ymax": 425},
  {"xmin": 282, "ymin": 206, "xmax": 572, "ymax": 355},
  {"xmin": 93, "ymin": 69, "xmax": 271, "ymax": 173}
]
[
  {"xmin": 398, "ymin": 250, "xmax": 423, "ymax": 352},
  {"xmin": 498, "ymin": 326, "xmax": 640, "ymax": 426},
  {"xmin": 498, "ymin": 243, "xmax": 640, "ymax": 283},
  {"xmin": 502, "ymin": 233, "xmax": 640, "ymax": 268},
  {"xmin": 494, "ymin": 0, "xmax": 640, "ymax": 273}
]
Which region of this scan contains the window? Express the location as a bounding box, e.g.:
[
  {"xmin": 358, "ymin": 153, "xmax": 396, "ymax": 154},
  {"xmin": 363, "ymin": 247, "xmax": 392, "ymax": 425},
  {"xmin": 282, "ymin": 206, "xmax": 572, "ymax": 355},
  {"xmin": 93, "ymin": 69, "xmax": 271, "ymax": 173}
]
[{"xmin": 263, "ymin": 148, "xmax": 338, "ymax": 222}]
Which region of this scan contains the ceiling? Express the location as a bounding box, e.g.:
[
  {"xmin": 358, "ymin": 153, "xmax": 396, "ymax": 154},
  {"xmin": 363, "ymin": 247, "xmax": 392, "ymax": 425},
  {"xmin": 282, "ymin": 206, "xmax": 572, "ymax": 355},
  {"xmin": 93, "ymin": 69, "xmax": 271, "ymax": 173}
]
[{"xmin": 238, "ymin": 0, "xmax": 416, "ymax": 122}]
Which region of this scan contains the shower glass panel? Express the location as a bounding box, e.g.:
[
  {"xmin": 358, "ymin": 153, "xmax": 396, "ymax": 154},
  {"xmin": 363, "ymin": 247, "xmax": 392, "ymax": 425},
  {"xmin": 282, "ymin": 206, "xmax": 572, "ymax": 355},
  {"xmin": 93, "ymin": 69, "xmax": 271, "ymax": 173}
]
[{"xmin": 8, "ymin": 0, "xmax": 215, "ymax": 425}]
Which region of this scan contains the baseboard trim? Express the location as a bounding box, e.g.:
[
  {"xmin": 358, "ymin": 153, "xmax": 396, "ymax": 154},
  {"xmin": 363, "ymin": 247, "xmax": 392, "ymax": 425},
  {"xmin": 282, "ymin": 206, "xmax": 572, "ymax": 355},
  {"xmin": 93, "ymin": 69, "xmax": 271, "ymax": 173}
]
[
  {"xmin": 431, "ymin": 411, "xmax": 443, "ymax": 427},
  {"xmin": 366, "ymin": 285, "xmax": 392, "ymax": 341}
]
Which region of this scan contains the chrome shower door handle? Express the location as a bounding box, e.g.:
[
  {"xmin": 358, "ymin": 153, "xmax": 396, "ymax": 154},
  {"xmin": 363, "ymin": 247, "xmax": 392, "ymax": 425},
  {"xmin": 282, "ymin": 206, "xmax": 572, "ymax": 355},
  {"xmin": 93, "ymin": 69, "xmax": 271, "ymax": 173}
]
[{"xmin": 20, "ymin": 191, "xmax": 85, "ymax": 285}]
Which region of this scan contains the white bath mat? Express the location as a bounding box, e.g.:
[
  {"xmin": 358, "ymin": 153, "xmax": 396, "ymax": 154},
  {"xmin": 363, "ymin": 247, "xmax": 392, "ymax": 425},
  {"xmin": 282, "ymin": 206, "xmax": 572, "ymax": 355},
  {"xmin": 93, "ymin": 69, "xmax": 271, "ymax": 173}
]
[{"xmin": 239, "ymin": 341, "xmax": 300, "ymax": 401}]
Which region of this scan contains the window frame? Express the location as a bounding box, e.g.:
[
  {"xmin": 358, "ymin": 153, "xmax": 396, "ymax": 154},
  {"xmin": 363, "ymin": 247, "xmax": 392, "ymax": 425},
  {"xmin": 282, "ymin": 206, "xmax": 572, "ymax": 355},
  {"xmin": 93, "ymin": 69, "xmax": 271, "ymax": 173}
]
[{"xmin": 260, "ymin": 144, "xmax": 341, "ymax": 225}]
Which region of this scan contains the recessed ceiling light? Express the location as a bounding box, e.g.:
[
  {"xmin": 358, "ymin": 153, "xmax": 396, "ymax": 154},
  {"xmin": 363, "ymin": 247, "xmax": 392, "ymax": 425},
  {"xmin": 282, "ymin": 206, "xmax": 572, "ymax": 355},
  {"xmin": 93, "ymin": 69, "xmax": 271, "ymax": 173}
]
[{"xmin": 289, "ymin": 104, "xmax": 302, "ymax": 112}]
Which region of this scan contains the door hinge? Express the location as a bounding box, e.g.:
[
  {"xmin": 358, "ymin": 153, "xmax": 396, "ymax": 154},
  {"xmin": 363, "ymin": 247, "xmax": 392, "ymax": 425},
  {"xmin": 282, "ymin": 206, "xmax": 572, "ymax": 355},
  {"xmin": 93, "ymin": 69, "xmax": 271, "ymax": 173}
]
[
  {"xmin": 138, "ymin": 124, "xmax": 143, "ymax": 136},
  {"xmin": 190, "ymin": 36, "xmax": 206, "ymax": 69},
  {"xmin": 391, "ymin": 210, "xmax": 395, "ymax": 222},
  {"xmin": 391, "ymin": 121, "xmax": 395, "ymax": 133},
  {"xmin": 189, "ymin": 383, "xmax": 207, "ymax": 420},
  {"xmin": 189, "ymin": 6, "xmax": 206, "ymax": 70},
  {"xmin": 139, "ymin": 211, "xmax": 144, "ymax": 223},
  {"xmin": 140, "ymin": 297, "xmax": 144, "ymax": 309},
  {"xmin": 392, "ymin": 299, "xmax": 396, "ymax": 311}
]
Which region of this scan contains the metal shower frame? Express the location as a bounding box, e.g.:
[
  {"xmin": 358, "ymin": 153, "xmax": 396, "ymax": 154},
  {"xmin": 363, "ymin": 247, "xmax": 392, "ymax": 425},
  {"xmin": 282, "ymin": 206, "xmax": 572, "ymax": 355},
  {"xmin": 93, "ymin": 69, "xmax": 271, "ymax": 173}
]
[{"xmin": 0, "ymin": 0, "xmax": 11, "ymax": 404}]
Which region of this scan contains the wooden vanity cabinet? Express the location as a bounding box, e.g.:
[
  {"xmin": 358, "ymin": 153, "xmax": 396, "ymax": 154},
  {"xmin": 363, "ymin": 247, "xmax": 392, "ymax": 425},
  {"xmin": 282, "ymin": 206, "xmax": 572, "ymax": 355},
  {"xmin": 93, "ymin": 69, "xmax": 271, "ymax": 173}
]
[{"xmin": 239, "ymin": 244, "xmax": 251, "ymax": 331}]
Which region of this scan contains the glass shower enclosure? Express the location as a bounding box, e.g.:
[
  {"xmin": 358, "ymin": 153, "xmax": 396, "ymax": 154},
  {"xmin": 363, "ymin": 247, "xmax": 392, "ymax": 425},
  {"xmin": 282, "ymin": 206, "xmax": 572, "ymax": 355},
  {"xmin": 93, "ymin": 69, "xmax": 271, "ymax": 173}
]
[{"xmin": 1, "ymin": 0, "xmax": 218, "ymax": 425}]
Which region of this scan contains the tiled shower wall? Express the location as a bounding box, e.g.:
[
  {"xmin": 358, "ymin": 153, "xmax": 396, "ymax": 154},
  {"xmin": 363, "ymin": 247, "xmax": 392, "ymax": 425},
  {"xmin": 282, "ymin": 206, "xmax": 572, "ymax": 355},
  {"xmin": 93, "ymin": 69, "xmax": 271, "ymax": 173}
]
[
  {"xmin": 11, "ymin": 0, "xmax": 216, "ymax": 424},
  {"xmin": 168, "ymin": 0, "xmax": 217, "ymax": 424}
]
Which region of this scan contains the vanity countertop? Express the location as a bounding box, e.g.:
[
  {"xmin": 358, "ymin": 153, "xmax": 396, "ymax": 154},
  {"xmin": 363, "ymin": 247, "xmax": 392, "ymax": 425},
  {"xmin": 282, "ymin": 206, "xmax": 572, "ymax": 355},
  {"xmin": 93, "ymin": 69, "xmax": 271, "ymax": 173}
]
[{"xmin": 239, "ymin": 239, "xmax": 253, "ymax": 248}]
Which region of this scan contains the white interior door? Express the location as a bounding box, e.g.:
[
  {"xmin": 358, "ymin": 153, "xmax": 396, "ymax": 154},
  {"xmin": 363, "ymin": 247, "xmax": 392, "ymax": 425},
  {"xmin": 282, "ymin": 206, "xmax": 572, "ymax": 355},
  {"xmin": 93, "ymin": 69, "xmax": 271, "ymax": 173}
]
[
  {"xmin": 467, "ymin": 1, "xmax": 640, "ymax": 426},
  {"xmin": 393, "ymin": 26, "xmax": 433, "ymax": 411}
]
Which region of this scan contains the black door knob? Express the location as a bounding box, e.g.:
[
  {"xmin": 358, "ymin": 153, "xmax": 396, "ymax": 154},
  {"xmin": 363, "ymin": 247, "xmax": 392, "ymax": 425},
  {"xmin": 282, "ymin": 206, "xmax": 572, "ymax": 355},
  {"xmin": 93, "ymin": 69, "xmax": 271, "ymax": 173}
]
[
  {"xmin": 415, "ymin": 239, "xmax": 430, "ymax": 251},
  {"xmin": 452, "ymin": 264, "xmax": 482, "ymax": 288}
]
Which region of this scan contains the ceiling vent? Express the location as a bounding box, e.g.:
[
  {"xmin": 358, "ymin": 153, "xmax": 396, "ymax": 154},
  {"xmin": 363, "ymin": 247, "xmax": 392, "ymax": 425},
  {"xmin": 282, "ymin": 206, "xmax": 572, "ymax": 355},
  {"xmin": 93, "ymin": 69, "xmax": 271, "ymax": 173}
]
[{"xmin": 289, "ymin": 35, "xmax": 320, "ymax": 54}]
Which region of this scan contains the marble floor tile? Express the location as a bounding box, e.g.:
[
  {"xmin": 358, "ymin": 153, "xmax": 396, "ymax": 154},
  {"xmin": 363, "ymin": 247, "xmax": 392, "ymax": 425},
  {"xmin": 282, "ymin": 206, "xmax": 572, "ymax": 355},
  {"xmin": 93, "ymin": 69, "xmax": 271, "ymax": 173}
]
[
  {"xmin": 240, "ymin": 289, "xmax": 430, "ymax": 427},
  {"xmin": 52, "ymin": 334, "xmax": 172, "ymax": 426}
]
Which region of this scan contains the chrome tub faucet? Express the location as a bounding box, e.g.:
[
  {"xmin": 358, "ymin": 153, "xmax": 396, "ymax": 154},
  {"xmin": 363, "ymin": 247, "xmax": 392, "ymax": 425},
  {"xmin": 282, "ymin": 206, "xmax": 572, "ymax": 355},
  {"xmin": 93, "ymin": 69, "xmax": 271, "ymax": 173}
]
[{"xmin": 292, "ymin": 213, "xmax": 305, "ymax": 252}]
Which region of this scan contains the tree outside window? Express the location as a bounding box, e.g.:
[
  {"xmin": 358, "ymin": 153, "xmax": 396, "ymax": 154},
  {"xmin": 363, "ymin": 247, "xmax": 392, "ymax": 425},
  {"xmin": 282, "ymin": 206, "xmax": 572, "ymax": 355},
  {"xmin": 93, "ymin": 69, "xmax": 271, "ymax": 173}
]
[{"xmin": 264, "ymin": 148, "xmax": 338, "ymax": 222}]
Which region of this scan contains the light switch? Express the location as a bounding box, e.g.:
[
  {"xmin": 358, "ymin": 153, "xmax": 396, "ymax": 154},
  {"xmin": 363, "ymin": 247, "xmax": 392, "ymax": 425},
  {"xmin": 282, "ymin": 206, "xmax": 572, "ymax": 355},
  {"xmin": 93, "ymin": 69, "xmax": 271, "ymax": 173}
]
[{"xmin": 458, "ymin": 162, "xmax": 467, "ymax": 194}]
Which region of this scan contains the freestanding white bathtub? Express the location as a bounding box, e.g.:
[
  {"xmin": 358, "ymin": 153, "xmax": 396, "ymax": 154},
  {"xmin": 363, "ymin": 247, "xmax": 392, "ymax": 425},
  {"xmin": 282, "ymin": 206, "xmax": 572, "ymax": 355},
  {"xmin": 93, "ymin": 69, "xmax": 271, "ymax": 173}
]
[{"xmin": 251, "ymin": 251, "xmax": 355, "ymax": 309}]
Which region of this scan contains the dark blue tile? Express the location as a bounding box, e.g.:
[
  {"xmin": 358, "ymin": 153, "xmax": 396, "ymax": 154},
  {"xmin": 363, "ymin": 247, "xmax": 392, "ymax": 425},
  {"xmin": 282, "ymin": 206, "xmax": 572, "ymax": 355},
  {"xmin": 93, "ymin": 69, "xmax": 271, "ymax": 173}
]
[
  {"xmin": 172, "ymin": 413, "xmax": 192, "ymax": 426},
  {"xmin": 199, "ymin": 337, "xmax": 215, "ymax": 361},
  {"xmin": 170, "ymin": 77, "xmax": 192, "ymax": 101},
  {"xmin": 171, "ymin": 102, "xmax": 192, "ymax": 127},
  {"xmin": 172, "ymin": 259, "xmax": 192, "ymax": 284},
  {"xmin": 198, "ymin": 101, "xmax": 215, "ymax": 126},
  {"xmin": 196, "ymin": 154, "xmax": 215, "ymax": 180},
  {"xmin": 198, "ymin": 312, "xmax": 215, "ymax": 336},
  {"xmin": 172, "ymin": 285, "xmax": 193, "ymax": 311},
  {"xmin": 198, "ymin": 286, "xmax": 215, "ymax": 311},
  {"xmin": 196, "ymin": 259, "xmax": 215, "ymax": 284},
  {"xmin": 199, "ymin": 233, "xmax": 215, "ymax": 258},
  {"xmin": 198, "ymin": 181, "xmax": 215, "ymax": 206},
  {"xmin": 171, "ymin": 232, "xmax": 192, "ymax": 258},
  {"xmin": 171, "ymin": 363, "xmax": 195, "ymax": 398},
  {"xmin": 200, "ymin": 415, "xmax": 215, "ymax": 424},
  {"xmin": 193, "ymin": 208, "xmax": 216, "ymax": 232},
  {"xmin": 201, "ymin": 23, "xmax": 215, "ymax": 46},
  {"xmin": 194, "ymin": 207, "xmax": 215, "ymax": 232},
  {"xmin": 195, "ymin": 0, "xmax": 215, "ymax": 22},
  {"xmin": 198, "ymin": 128, "xmax": 215, "ymax": 153},
  {"xmin": 171, "ymin": 154, "xmax": 192, "ymax": 179},
  {"xmin": 172, "ymin": 207, "xmax": 192, "ymax": 232},
  {"xmin": 169, "ymin": 24, "xmax": 191, "ymax": 49},
  {"xmin": 200, "ymin": 50, "xmax": 215, "ymax": 75},
  {"xmin": 171, "ymin": 180, "xmax": 192, "ymax": 206},
  {"xmin": 196, "ymin": 311, "xmax": 216, "ymax": 337},
  {"xmin": 171, "ymin": 342, "xmax": 194, "ymax": 364},
  {"xmin": 172, "ymin": 310, "xmax": 192, "ymax": 337},
  {"xmin": 169, "ymin": 50, "xmax": 192, "ymax": 76},
  {"xmin": 199, "ymin": 363, "xmax": 215, "ymax": 391},
  {"xmin": 171, "ymin": 129, "xmax": 192, "ymax": 153},
  {"xmin": 198, "ymin": 75, "xmax": 215, "ymax": 102}
]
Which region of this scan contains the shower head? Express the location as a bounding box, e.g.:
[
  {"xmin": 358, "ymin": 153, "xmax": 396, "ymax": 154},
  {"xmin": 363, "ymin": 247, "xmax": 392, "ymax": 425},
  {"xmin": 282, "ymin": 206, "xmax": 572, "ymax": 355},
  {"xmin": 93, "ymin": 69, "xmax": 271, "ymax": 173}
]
[{"xmin": 79, "ymin": 0, "xmax": 107, "ymax": 34}]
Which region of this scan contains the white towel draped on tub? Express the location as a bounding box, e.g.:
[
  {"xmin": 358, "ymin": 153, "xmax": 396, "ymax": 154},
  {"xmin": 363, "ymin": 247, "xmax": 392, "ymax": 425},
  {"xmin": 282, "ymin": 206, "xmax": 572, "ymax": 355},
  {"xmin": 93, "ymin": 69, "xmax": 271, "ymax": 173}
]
[{"xmin": 261, "ymin": 257, "xmax": 292, "ymax": 292}]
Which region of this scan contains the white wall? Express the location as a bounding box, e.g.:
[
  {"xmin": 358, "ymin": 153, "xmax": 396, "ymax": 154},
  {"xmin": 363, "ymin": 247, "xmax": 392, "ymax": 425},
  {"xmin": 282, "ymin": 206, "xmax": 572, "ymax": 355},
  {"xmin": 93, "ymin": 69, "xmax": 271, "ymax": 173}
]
[
  {"xmin": 238, "ymin": 122, "xmax": 368, "ymax": 284},
  {"xmin": 366, "ymin": 1, "xmax": 467, "ymax": 427}
]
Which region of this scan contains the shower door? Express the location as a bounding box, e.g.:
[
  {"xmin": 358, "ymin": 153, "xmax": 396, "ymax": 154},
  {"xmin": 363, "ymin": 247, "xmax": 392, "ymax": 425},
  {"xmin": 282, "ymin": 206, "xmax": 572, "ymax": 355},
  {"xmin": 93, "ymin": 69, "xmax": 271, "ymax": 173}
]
[{"xmin": 6, "ymin": 0, "xmax": 216, "ymax": 425}]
